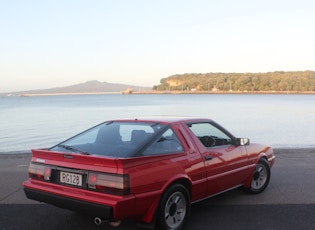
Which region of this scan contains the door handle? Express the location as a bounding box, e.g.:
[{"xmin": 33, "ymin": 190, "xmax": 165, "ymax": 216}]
[{"xmin": 205, "ymin": 155, "xmax": 212, "ymax": 161}]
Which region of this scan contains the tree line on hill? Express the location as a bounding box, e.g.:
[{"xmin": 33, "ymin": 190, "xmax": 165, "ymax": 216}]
[{"xmin": 153, "ymin": 71, "xmax": 315, "ymax": 92}]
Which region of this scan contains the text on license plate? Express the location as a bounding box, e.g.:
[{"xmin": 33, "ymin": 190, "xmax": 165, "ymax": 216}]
[{"xmin": 60, "ymin": 171, "xmax": 82, "ymax": 186}]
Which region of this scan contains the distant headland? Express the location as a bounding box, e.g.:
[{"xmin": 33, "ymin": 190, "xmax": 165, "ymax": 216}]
[{"xmin": 2, "ymin": 71, "xmax": 315, "ymax": 96}]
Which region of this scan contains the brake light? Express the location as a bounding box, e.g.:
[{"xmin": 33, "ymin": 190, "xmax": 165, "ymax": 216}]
[
  {"xmin": 29, "ymin": 163, "xmax": 51, "ymax": 181},
  {"xmin": 87, "ymin": 172, "xmax": 130, "ymax": 195}
]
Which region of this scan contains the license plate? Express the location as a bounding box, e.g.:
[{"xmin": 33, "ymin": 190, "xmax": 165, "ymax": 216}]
[{"xmin": 60, "ymin": 171, "xmax": 82, "ymax": 186}]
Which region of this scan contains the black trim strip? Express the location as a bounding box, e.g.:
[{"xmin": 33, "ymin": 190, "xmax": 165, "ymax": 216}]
[{"xmin": 24, "ymin": 187, "xmax": 113, "ymax": 219}]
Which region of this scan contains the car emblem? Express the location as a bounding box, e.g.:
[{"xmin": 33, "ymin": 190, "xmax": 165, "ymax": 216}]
[{"xmin": 63, "ymin": 155, "xmax": 73, "ymax": 159}]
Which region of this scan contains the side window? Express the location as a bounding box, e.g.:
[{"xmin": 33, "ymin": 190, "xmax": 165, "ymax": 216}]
[
  {"xmin": 143, "ymin": 128, "xmax": 183, "ymax": 156},
  {"xmin": 188, "ymin": 123, "xmax": 232, "ymax": 147}
]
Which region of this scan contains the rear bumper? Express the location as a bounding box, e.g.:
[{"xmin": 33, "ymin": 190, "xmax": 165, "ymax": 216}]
[
  {"xmin": 24, "ymin": 187, "xmax": 113, "ymax": 219},
  {"xmin": 23, "ymin": 179, "xmax": 136, "ymax": 220}
]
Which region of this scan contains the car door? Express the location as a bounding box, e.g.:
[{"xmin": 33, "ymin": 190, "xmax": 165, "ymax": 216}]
[{"xmin": 186, "ymin": 122, "xmax": 249, "ymax": 196}]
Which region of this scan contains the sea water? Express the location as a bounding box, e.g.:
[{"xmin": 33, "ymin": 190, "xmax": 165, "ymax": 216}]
[{"xmin": 0, "ymin": 94, "xmax": 314, "ymax": 153}]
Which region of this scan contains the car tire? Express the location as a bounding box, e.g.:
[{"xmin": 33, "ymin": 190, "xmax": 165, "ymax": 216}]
[
  {"xmin": 245, "ymin": 158, "xmax": 271, "ymax": 194},
  {"xmin": 157, "ymin": 184, "xmax": 190, "ymax": 230}
]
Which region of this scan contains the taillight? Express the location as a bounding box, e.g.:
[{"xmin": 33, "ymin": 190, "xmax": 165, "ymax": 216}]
[
  {"xmin": 87, "ymin": 172, "xmax": 130, "ymax": 195},
  {"xmin": 28, "ymin": 163, "xmax": 51, "ymax": 181}
]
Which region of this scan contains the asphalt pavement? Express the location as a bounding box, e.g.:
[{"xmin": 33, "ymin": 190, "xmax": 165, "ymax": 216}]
[{"xmin": 1, "ymin": 149, "xmax": 315, "ymax": 230}]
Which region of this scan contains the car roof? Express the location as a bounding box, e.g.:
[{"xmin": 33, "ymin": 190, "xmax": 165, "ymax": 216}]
[{"xmin": 109, "ymin": 116, "xmax": 213, "ymax": 124}]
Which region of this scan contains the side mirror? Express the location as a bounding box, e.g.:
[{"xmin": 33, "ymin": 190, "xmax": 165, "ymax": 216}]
[{"xmin": 235, "ymin": 138, "xmax": 250, "ymax": 146}]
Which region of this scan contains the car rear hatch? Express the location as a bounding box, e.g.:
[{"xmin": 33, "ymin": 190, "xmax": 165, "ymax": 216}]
[{"xmin": 26, "ymin": 149, "xmax": 130, "ymax": 196}]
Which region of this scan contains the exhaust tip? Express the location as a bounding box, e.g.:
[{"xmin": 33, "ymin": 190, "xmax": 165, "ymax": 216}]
[
  {"xmin": 94, "ymin": 217, "xmax": 121, "ymax": 227},
  {"xmin": 94, "ymin": 217, "xmax": 103, "ymax": 226}
]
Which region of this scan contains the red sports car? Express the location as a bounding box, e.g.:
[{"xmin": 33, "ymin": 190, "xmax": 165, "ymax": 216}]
[{"xmin": 23, "ymin": 117, "xmax": 275, "ymax": 230}]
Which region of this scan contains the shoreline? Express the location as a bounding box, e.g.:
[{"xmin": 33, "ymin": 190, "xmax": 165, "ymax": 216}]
[
  {"xmin": 2, "ymin": 90, "xmax": 315, "ymax": 97},
  {"xmin": 1, "ymin": 148, "xmax": 315, "ymax": 159}
]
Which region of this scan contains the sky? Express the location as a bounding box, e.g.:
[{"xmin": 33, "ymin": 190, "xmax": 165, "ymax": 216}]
[{"xmin": 1, "ymin": 0, "xmax": 315, "ymax": 92}]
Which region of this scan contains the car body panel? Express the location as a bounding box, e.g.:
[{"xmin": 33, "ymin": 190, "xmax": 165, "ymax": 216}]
[{"xmin": 23, "ymin": 117, "xmax": 275, "ymax": 224}]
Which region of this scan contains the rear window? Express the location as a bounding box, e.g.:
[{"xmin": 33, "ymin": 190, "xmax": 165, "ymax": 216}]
[{"xmin": 50, "ymin": 121, "xmax": 178, "ymax": 157}]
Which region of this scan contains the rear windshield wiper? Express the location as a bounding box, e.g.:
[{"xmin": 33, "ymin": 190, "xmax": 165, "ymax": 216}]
[{"xmin": 58, "ymin": 144, "xmax": 90, "ymax": 155}]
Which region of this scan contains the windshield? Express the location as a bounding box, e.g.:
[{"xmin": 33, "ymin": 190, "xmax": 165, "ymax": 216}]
[{"xmin": 50, "ymin": 121, "xmax": 167, "ymax": 157}]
